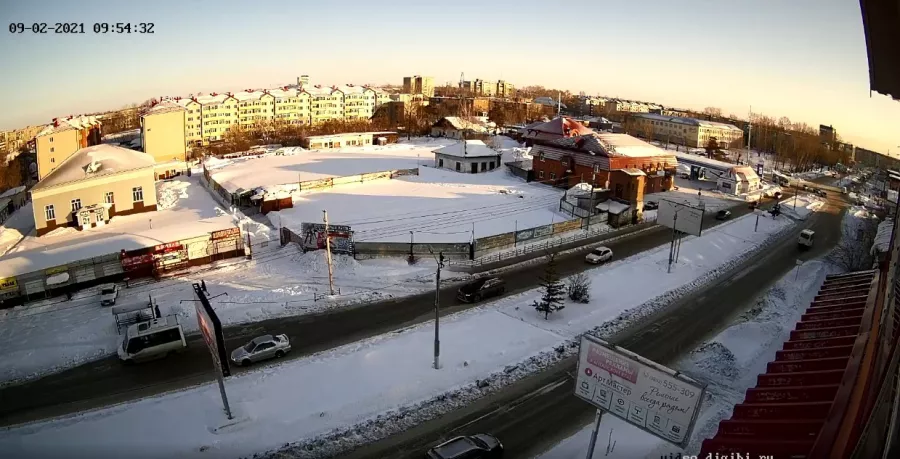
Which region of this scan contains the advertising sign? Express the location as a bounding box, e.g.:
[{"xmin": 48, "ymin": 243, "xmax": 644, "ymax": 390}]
[
  {"xmin": 301, "ymin": 223, "xmax": 354, "ymax": 254},
  {"xmin": 193, "ymin": 283, "xmax": 231, "ymax": 377},
  {"xmin": 121, "ymin": 254, "xmax": 154, "ymax": 271},
  {"xmin": 211, "ymin": 227, "xmax": 241, "ymax": 241},
  {"xmin": 0, "ymin": 276, "xmax": 18, "ymax": 293},
  {"xmin": 154, "ymin": 241, "xmax": 183, "ymax": 253},
  {"xmin": 553, "ymin": 219, "xmax": 583, "ymax": 235},
  {"xmin": 516, "ymin": 224, "xmax": 554, "ymax": 243},
  {"xmin": 575, "ymin": 335, "xmax": 705, "ymax": 448},
  {"xmin": 300, "ymin": 178, "xmax": 332, "ymax": 191},
  {"xmin": 475, "ymin": 232, "xmax": 515, "ymax": 251},
  {"xmin": 45, "ymin": 265, "xmax": 69, "ymax": 276},
  {"xmin": 657, "ymin": 200, "xmax": 705, "ymax": 237}
]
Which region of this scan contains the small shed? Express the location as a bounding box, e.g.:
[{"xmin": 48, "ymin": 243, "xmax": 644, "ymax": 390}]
[
  {"xmin": 718, "ymin": 166, "xmax": 761, "ymax": 195},
  {"xmin": 254, "ymin": 190, "xmax": 294, "ymax": 215},
  {"xmin": 595, "ymin": 199, "xmax": 632, "ymax": 228},
  {"xmin": 433, "ymin": 140, "xmax": 502, "ymax": 174}
]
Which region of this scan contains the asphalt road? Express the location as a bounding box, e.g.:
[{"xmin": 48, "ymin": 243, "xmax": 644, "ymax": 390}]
[
  {"xmin": 0, "ymin": 192, "xmax": 786, "ymax": 427},
  {"xmin": 345, "ymin": 190, "xmax": 846, "ymax": 459}
]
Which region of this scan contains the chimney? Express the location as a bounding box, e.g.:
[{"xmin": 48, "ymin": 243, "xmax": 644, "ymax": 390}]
[{"xmin": 211, "ymin": 92, "xmax": 218, "ymax": 96}]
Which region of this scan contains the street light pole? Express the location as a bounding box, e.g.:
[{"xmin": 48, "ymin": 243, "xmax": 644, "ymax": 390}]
[{"xmin": 433, "ymin": 252, "xmax": 444, "ymax": 369}]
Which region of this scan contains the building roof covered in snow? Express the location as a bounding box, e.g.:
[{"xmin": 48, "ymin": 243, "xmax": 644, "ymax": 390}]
[
  {"xmin": 596, "ymin": 199, "xmax": 631, "ymax": 214},
  {"xmin": 533, "ymin": 97, "xmax": 566, "ymax": 109},
  {"xmin": 548, "ymin": 133, "xmax": 677, "ymax": 161},
  {"xmin": 523, "ymin": 117, "xmax": 594, "ymax": 141},
  {"xmin": 433, "ymin": 140, "xmax": 500, "ymax": 158},
  {"xmin": 724, "ymin": 165, "xmax": 760, "ymax": 183},
  {"xmin": 143, "ymin": 100, "xmax": 186, "ymax": 116},
  {"xmin": 0, "ymin": 185, "xmax": 26, "ymax": 199},
  {"xmin": 37, "ymin": 115, "xmax": 101, "ymax": 137},
  {"xmin": 33, "ymin": 144, "xmax": 156, "ymax": 191},
  {"xmin": 434, "ymin": 116, "xmax": 495, "ymax": 133},
  {"xmin": 872, "ymin": 219, "xmax": 893, "ymax": 254},
  {"xmin": 634, "ymin": 113, "xmax": 743, "ymax": 131}
]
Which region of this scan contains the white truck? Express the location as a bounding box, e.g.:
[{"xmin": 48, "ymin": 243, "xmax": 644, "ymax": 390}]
[{"xmin": 798, "ymin": 229, "xmax": 815, "ymax": 250}]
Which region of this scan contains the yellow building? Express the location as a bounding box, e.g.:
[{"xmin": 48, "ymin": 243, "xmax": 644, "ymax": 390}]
[
  {"xmin": 31, "ymin": 145, "xmax": 157, "ymax": 236},
  {"xmin": 236, "ymin": 90, "xmax": 275, "ymax": 127},
  {"xmin": 307, "ymin": 85, "xmax": 344, "ymax": 124},
  {"xmin": 632, "ymin": 113, "xmax": 744, "ymax": 148},
  {"xmin": 403, "ymin": 76, "xmax": 434, "ymax": 98},
  {"xmin": 34, "ymin": 116, "xmax": 102, "ymax": 180},
  {"xmin": 271, "ymin": 88, "xmax": 311, "ymax": 125},
  {"xmin": 141, "ymin": 101, "xmax": 187, "ymax": 164}
]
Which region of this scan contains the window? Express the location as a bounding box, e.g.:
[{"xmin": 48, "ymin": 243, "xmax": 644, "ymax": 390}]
[
  {"xmin": 49, "ymin": 137, "xmax": 54, "ymax": 142},
  {"xmin": 132, "ymin": 187, "xmax": 144, "ymax": 202},
  {"xmin": 455, "ymin": 162, "xmax": 461, "ymax": 171},
  {"xmin": 71, "ymin": 199, "xmax": 82, "ymax": 212},
  {"xmin": 593, "ymin": 164, "xmax": 600, "ymax": 173},
  {"xmin": 489, "ymin": 161, "xmax": 495, "ymax": 170},
  {"xmin": 50, "ymin": 157, "xmax": 55, "ymax": 163},
  {"xmin": 105, "ymin": 192, "xmax": 114, "ymax": 204},
  {"xmin": 44, "ymin": 205, "xmax": 55, "ymax": 221},
  {"xmin": 438, "ymin": 158, "xmax": 444, "ymax": 167},
  {"xmin": 550, "ymin": 172, "xmax": 556, "ymax": 179},
  {"xmin": 539, "ymin": 171, "xmax": 545, "ymax": 179},
  {"xmin": 81, "ymin": 213, "xmax": 91, "ymax": 226},
  {"xmin": 50, "ymin": 147, "xmax": 55, "ymax": 153},
  {"xmin": 539, "ymin": 152, "xmax": 545, "ymax": 162}
]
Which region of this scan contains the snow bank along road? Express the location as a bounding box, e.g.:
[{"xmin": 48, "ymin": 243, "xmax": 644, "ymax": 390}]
[
  {"xmin": 0, "ymin": 194, "xmax": 782, "ymax": 426},
  {"xmin": 346, "ymin": 191, "xmax": 846, "ymax": 459}
]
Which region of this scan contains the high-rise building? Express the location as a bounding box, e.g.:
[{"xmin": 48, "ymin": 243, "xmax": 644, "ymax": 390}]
[{"xmin": 402, "ymin": 75, "xmax": 434, "ymax": 98}]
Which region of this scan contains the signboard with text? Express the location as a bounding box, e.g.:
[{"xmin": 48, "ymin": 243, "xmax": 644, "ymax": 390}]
[
  {"xmin": 193, "ymin": 283, "xmax": 231, "ymax": 377},
  {"xmin": 657, "ymin": 200, "xmax": 705, "ymax": 237},
  {"xmin": 575, "ymin": 335, "xmax": 705, "ymax": 448},
  {"xmin": 211, "ymin": 227, "xmax": 241, "ymax": 241}
]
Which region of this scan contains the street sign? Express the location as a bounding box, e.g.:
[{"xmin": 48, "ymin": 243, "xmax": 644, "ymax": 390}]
[
  {"xmin": 575, "ymin": 335, "xmax": 706, "ymax": 448},
  {"xmin": 657, "ymin": 199, "xmax": 705, "ymax": 237},
  {"xmin": 193, "ymin": 283, "xmax": 231, "ymax": 378}
]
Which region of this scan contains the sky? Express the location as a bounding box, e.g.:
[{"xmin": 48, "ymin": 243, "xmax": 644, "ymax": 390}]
[{"xmin": 2, "ymin": 0, "xmax": 898, "ymax": 153}]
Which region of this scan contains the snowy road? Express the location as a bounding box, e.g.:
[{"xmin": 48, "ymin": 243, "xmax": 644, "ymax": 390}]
[
  {"xmin": 346, "ymin": 191, "xmax": 846, "ymax": 459},
  {"xmin": 0, "ymin": 194, "xmax": 773, "ymax": 427}
]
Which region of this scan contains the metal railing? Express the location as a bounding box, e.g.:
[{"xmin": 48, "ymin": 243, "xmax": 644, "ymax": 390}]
[{"xmin": 450, "ymin": 217, "xmax": 657, "ymax": 269}]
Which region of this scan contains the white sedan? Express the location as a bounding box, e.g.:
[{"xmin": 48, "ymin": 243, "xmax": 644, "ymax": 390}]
[{"xmin": 585, "ymin": 246, "xmax": 613, "ymax": 264}]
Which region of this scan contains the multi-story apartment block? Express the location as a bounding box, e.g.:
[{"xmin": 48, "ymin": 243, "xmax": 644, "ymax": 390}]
[
  {"xmin": 403, "ymin": 75, "xmax": 435, "ymax": 98},
  {"xmin": 604, "ymin": 99, "xmax": 653, "ymax": 113},
  {"xmin": 632, "ymin": 113, "xmax": 744, "ymax": 148},
  {"xmin": 461, "ymin": 79, "xmax": 516, "ymax": 98},
  {"xmin": 338, "ymin": 84, "xmax": 378, "ymax": 121},
  {"xmin": 496, "ymin": 80, "xmax": 516, "ymax": 98},
  {"xmin": 306, "ymin": 85, "xmax": 344, "ymax": 124},
  {"xmin": 271, "ymin": 88, "xmax": 312, "ymax": 125},
  {"xmin": 140, "ymin": 101, "xmax": 187, "ymax": 164},
  {"xmin": 35, "ymin": 116, "xmax": 102, "ymax": 180},
  {"xmin": 236, "ymin": 90, "xmax": 275, "ymax": 127},
  {"xmin": 1, "ymin": 125, "xmax": 45, "ymax": 159}
]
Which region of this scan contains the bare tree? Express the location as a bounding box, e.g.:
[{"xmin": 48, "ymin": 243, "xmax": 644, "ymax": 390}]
[{"xmin": 828, "ymin": 215, "xmax": 879, "ymax": 271}]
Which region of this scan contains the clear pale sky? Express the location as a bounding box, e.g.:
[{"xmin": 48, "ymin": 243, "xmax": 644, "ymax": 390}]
[{"xmin": 2, "ymin": 0, "xmax": 898, "ymax": 153}]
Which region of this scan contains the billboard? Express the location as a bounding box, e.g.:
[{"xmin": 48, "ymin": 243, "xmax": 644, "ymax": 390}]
[
  {"xmin": 301, "ymin": 223, "xmax": 354, "ymax": 254},
  {"xmin": 0, "ymin": 276, "xmax": 17, "ymax": 293},
  {"xmin": 193, "ymin": 283, "xmax": 231, "ymax": 377},
  {"xmin": 211, "ymin": 227, "xmax": 241, "ymax": 241},
  {"xmin": 516, "ymin": 224, "xmax": 554, "ymax": 243},
  {"xmin": 575, "ymin": 335, "xmax": 705, "ymax": 448},
  {"xmin": 657, "ymin": 199, "xmax": 704, "ymax": 237}
]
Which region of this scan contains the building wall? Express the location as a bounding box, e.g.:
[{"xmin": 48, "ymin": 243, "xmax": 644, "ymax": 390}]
[
  {"xmin": 238, "ymin": 93, "xmax": 275, "ymax": 127},
  {"xmin": 142, "ymin": 110, "xmax": 186, "ymax": 163},
  {"xmin": 303, "ymin": 133, "xmax": 373, "ymax": 149},
  {"xmin": 32, "ymin": 168, "xmax": 158, "ymax": 236},
  {"xmin": 434, "ymin": 153, "xmax": 500, "ymax": 173},
  {"xmin": 201, "ymin": 97, "xmax": 239, "ymax": 143},
  {"xmin": 274, "ymin": 92, "xmax": 311, "ymax": 125},
  {"xmin": 633, "ymin": 115, "xmax": 744, "ymax": 148},
  {"xmin": 36, "ymin": 129, "xmax": 79, "ymax": 180}
]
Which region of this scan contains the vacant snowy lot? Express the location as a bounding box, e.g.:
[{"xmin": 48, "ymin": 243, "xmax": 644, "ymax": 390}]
[
  {"xmin": 0, "ymin": 177, "xmax": 235, "ymax": 278},
  {"xmin": 0, "ymin": 209, "xmax": 799, "ymax": 459},
  {"xmin": 205, "ymin": 138, "xmax": 453, "ymax": 193},
  {"xmin": 272, "ymin": 164, "xmax": 569, "ymax": 243}
]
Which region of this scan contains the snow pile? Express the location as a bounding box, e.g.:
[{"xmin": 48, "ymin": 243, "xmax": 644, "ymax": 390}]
[
  {"xmin": 0, "ymin": 201, "xmax": 35, "ymax": 256},
  {"xmin": 156, "ymin": 178, "xmax": 190, "ymax": 210},
  {"xmin": 779, "ymin": 193, "xmax": 824, "ymax": 220}
]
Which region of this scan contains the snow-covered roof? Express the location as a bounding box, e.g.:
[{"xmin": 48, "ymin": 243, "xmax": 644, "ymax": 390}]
[
  {"xmin": 524, "ymin": 117, "xmax": 594, "ymax": 140},
  {"xmin": 33, "ymin": 144, "xmax": 156, "ymax": 191},
  {"xmin": 0, "ymin": 185, "xmax": 26, "ymax": 199},
  {"xmin": 433, "ymin": 140, "xmax": 500, "ymax": 158},
  {"xmin": 872, "ymin": 219, "xmax": 893, "ymax": 254},
  {"xmin": 619, "ymin": 168, "xmax": 646, "ymax": 176},
  {"xmin": 730, "ymin": 166, "xmax": 759, "ymax": 183},
  {"xmin": 436, "ymin": 116, "xmax": 495, "ymax": 132},
  {"xmin": 143, "ymin": 101, "xmax": 185, "ymax": 116},
  {"xmin": 37, "ymin": 115, "xmax": 101, "ymax": 137},
  {"xmin": 673, "ymin": 151, "xmax": 735, "ymax": 171},
  {"xmin": 596, "ymin": 200, "xmax": 631, "ymax": 214},
  {"xmin": 593, "ymin": 133, "xmax": 674, "ymax": 158},
  {"xmin": 634, "ymin": 113, "xmax": 743, "ymax": 131}
]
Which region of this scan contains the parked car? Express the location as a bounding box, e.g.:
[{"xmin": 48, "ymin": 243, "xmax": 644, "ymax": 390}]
[
  {"xmin": 457, "ymin": 278, "xmax": 506, "ymax": 303},
  {"xmin": 774, "ymin": 191, "xmax": 783, "ymax": 200},
  {"xmin": 118, "ymin": 316, "xmax": 186, "ymax": 363},
  {"xmin": 644, "ymin": 201, "xmax": 659, "ymax": 210},
  {"xmin": 816, "ymin": 189, "xmax": 828, "ymax": 198},
  {"xmin": 231, "ymin": 334, "xmax": 291, "ymax": 366},
  {"xmin": 426, "ymin": 434, "xmax": 503, "ymax": 459},
  {"xmin": 798, "ymin": 229, "xmax": 815, "ymax": 249},
  {"xmin": 585, "ymin": 246, "xmax": 613, "ymax": 264},
  {"xmin": 716, "ymin": 210, "xmax": 732, "ymax": 220},
  {"xmin": 100, "ymin": 284, "xmax": 119, "ymax": 306}
]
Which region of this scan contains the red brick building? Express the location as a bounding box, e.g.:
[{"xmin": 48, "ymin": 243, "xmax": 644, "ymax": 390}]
[
  {"xmin": 531, "ymin": 133, "xmax": 677, "ymax": 211},
  {"xmin": 521, "ymin": 117, "xmax": 594, "ymax": 145}
]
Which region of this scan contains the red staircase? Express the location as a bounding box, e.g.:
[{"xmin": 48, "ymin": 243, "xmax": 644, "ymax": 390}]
[{"xmin": 699, "ymin": 270, "xmax": 876, "ymax": 459}]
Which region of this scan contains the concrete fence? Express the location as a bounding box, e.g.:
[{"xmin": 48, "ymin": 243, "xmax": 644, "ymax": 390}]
[{"xmin": 298, "ymin": 168, "xmax": 419, "ymax": 192}]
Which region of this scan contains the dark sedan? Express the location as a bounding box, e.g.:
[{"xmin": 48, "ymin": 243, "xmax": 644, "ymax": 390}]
[{"xmin": 716, "ymin": 210, "xmax": 732, "ymax": 220}]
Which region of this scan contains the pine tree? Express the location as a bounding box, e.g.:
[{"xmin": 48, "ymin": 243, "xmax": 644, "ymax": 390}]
[{"xmin": 534, "ymin": 254, "xmax": 565, "ymax": 319}]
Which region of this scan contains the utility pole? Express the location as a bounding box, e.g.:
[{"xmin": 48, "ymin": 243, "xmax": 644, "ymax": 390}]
[
  {"xmin": 668, "ymin": 210, "xmax": 679, "ymax": 273},
  {"xmin": 323, "ymin": 210, "xmax": 336, "ymax": 295},
  {"xmin": 585, "ymin": 410, "xmax": 604, "ymax": 459},
  {"xmin": 433, "ymin": 251, "xmax": 445, "ymax": 370},
  {"xmin": 746, "ymin": 105, "xmax": 752, "ymax": 166}
]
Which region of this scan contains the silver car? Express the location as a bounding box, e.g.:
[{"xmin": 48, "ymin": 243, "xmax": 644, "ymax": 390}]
[{"xmin": 231, "ymin": 334, "xmax": 291, "ymax": 366}]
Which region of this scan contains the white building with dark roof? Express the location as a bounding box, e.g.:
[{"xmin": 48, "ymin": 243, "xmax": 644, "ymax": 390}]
[
  {"xmin": 30, "ymin": 144, "xmax": 158, "ymax": 236},
  {"xmin": 433, "ymin": 140, "xmax": 502, "ymax": 173},
  {"xmin": 632, "ymin": 113, "xmax": 744, "ymax": 148}
]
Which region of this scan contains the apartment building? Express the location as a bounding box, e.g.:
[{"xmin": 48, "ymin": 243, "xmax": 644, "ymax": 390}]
[
  {"xmin": 632, "ymin": 113, "xmax": 744, "ymax": 148},
  {"xmin": 579, "ymin": 97, "xmax": 609, "ymax": 115},
  {"xmin": 402, "ymin": 75, "xmax": 435, "ymax": 98},
  {"xmin": 337, "ymin": 84, "xmax": 378, "ymax": 121},
  {"xmin": 461, "ymin": 79, "xmax": 516, "ymax": 98},
  {"xmin": 271, "ymin": 88, "xmax": 312, "ymax": 125},
  {"xmin": 35, "ymin": 116, "xmax": 102, "ymax": 180},
  {"xmin": 1, "ymin": 125, "xmax": 45, "ymax": 158},
  {"xmin": 140, "ymin": 101, "xmax": 187, "ymax": 163},
  {"xmin": 604, "ymin": 99, "xmax": 654, "ymax": 113},
  {"xmin": 306, "ymin": 85, "xmax": 344, "ymax": 124}
]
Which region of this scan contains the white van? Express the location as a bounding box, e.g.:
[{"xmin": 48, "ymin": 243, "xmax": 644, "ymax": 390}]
[
  {"xmin": 117, "ymin": 316, "xmax": 187, "ymax": 363},
  {"xmin": 798, "ymin": 229, "xmax": 815, "ymax": 249}
]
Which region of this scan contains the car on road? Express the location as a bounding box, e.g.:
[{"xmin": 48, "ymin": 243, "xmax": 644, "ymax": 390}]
[
  {"xmin": 457, "ymin": 278, "xmax": 506, "ymax": 303},
  {"xmin": 426, "ymin": 434, "xmax": 503, "ymax": 459},
  {"xmin": 231, "ymin": 334, "xmax": 291, "ymax": 366},
  {"xmin": 716, "ymin": 210, "xmax": 732, "ymax": 220},
  {"xmin": 644, "ymin": 200, "xmax": 659, "ymax": 210},
  {"xmin": 798, "ymin": 229, "xmax": 815, "ymax": 250},
  {"xmin": 585, "ymin": 246, "xmax": 613, "ymax": 264},
  {"xmin": 816, "ymin": 189, "xmax": 828, "ymax": 198},
  {"xmin": 118, "ymin": 316, "xmax": 186, "ymax": 363},
  {"xmin": 100, "ymin": 284, "xmax": 119, "ymax": 306}
]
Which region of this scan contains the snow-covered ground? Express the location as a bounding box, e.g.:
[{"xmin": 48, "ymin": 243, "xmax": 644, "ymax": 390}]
[
  {"xmin": 272, "ymin": 164, "xmax": 568, "ymax": 243},
  {"xmin": 0, "ymin": 208, "xmax": 800, "ymax": 459},
  {"xmin": 534, "ymin": 210, "xmax": 861, "ymax": 459},
  {"xmin": 0, "ymin": 201, "xmax": 35, "ymax": 255},
  {"xmin": 205, "ymin": 137, "xmax": 454, "ymax": 194},
  {"xmin": 779, "ymin": 193, "xmax": 825, "ymax": 220},
  {"xmin": 0, "ymin": 177, "xmax": 237, "ymax": 278}
]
